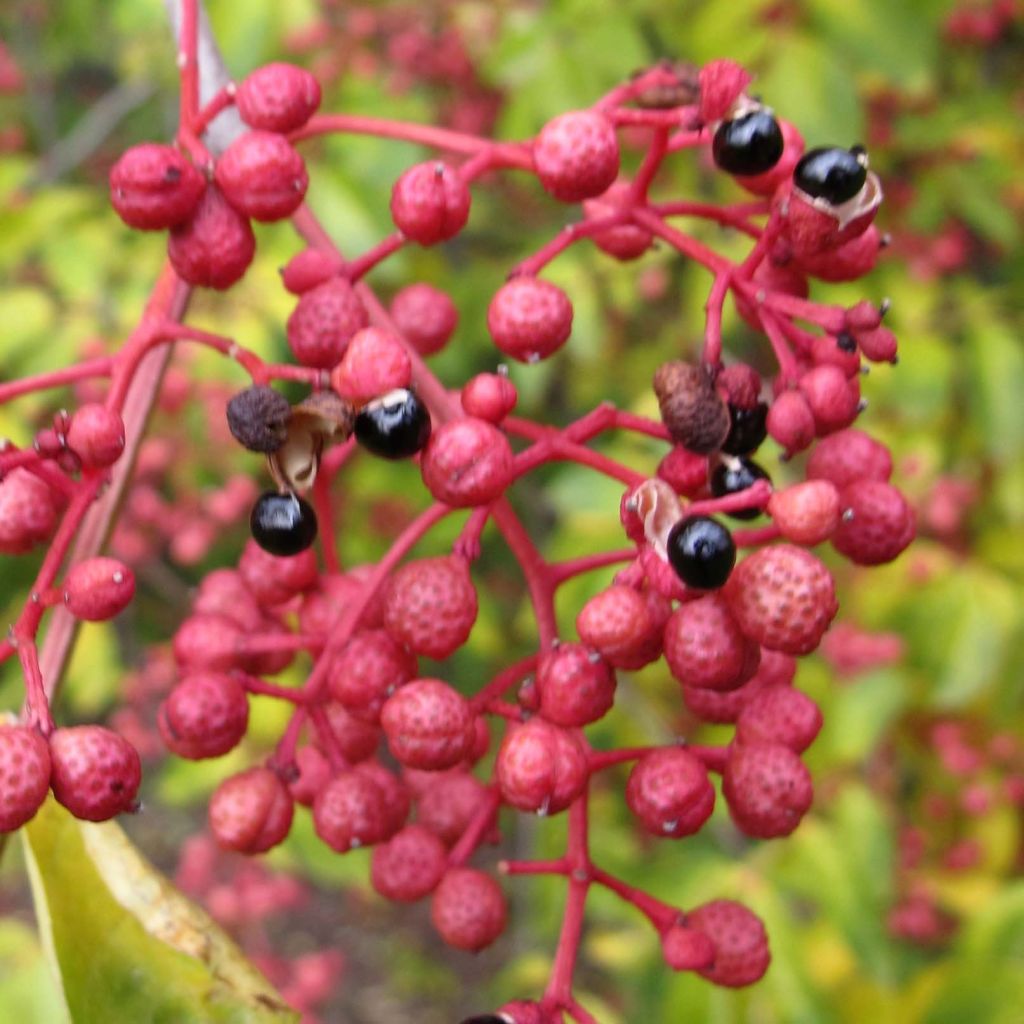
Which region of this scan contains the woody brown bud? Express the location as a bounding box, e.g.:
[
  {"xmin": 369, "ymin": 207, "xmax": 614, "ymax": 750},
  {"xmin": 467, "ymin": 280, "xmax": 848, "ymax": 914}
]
[
  {"xmin": 633, "ymin": 60, "xmax": 701, "ymax": 109},
  {"xmin": 226, "ymin": 386, "xmax": 292, "ymax": 453},
  {"xmin": 653, "ymin": 361, "xmax": 730, "ymax": 454}
]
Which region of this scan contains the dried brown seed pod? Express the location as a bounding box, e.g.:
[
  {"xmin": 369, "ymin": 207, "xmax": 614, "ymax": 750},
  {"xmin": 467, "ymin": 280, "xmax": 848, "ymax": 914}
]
[
  {"xmin": 653, "ymin": 361, "xmax": 730, "ymax": 455},
  {"xmin": 226, "ymin": 386, "xmax": 292, "ymax": 453},
  {"xmin": 268, "ymin": 390, "xmax": 356, "ymax": 493}
]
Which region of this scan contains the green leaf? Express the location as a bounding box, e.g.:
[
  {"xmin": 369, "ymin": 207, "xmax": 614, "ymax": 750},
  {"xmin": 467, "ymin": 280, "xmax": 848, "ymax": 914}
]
[{"xmin": 21, "ymin": 798, "xmax": 299, "ymax": 1024}]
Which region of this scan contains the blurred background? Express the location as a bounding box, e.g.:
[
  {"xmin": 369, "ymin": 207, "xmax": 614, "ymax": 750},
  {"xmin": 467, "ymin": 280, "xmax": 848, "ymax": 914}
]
[{"xmin": 0, "ymin": 0, "xmax": 1022, "ymax": 1021}]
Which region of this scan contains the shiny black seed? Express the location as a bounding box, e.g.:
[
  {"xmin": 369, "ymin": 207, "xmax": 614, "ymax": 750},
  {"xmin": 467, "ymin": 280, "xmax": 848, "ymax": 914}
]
[
  {"xmin": 458, "ymin": 1017, "xmax": 509, "ymax": 1024},
  {"xmin": 712, "ymin": 110, "xmax": 784, "ymax": 176},
  {"xmin": 793, "ymin": 146, "xmax": 868, "ymax": 206},
  {"xmin": 710, "ymin": 457, "xmax": 771, "ymax": 520},
  {"xmin": 666, "ymin": 515, "xmax": 736, "ymax": 590},
  {"xmin": 836, "ymin": 331, "xmax": 857, "ymax": 353},
  {"xmin": 226, "ymin": 386, "xmax": 291, "ymax": 453},
  {"xmin": 250, "ymin": 491, "xmax": 318, "ymax": 556},
  {"xmin": 721, "ymin": 402, "xmax": 768, "ymax": 456},
  {"xmin": 354, "ymin": 388, "xmax": 431, "ymax": 459}
]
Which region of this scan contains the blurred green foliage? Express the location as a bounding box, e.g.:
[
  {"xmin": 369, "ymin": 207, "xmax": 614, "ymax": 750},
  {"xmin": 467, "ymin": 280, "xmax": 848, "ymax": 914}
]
[{"xmin": 0, "ymin": 0, "xmax": 1022, "ymax": 1021}]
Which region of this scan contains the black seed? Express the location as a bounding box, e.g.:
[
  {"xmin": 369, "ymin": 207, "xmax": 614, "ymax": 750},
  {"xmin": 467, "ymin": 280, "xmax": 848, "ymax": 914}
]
[
  {"xmin": 710, "ymin": 457, "xmax": 771, "ymax": 520},
  {"xmin": 458, "ymin": 1017, "xmax": 508, "ymax": 1024},
  {"xmin": 836, "ymin": 331, "xmax": 857, "ymax": 353},
  {"xmin": 354, "ymin": 388, "xmax": 431, "ymax": 459},
  {"xmin": 712, "ymin": 109, "xmax": 784, "ymax": 177},
  {"xmin": 666, "ymin": 515, "xmax": 736, "ymax": 590},
  {"xmin": 721, "ymin": 402, "xmax": 768, "ymax": 456},
  {"xmin": 793, "ymin": 146, "xmax": 868, "ymax": 206},
  {"xmin": 226, "ymin": 386, "xmax": 292, "ymax": 453},
  {"xmin": 250, "ymin": 491, "xmax": 318, "ymax": 556}
]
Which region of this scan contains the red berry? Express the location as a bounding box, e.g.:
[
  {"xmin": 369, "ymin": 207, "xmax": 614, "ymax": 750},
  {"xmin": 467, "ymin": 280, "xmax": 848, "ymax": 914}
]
[
  {"xmin": 663, "ymin": 595, "xmax": 759, "ymax": 691},
  {"xmin": 687, "ymin": 899, "xmax": 770, "ymax": 987},
  {"xmin": 168, "ymin": 185, "xmax": 255, "ymax": 290},
  {"xmin": 420, "ymin": 418, "xmax": 514, "ymax": 508},
  {"xmin": 416, "ymin": 770, "xmax": 491, "ymax": 846},
  {"xmin": 717, "ymin": 364, "xmax": 763, "ymax": 410},
  {"xmin": 316, "ymin": 702, "xmax": 380, "ymax": 763},
  {"xmin": 496, "ymin": 719, "xmax": 587, "ymax": 815},
  {"xmin": 576, "ymin": 584, "xmax": 663, "ymax": 670},
  {"xmin": 209, "ymin": 766, "xmax": 294, "ymax": 853},
  {"xmin": 832, "ymin": 479, "xmax": 915, "ymax": 565},
  {"xmin": 238, "ymin": 537, "xmax": 319, "ymax": 607},
  {"xmin": 173, "ymin": 613, "xmax": 243, "ymax": 672},
  {"xmin": 312, "ymin": 769, "xmax": 390, "ymax": 852},
  {"xmin": 461, "ymin": 372, "xmax": 518, "ymax": 424},
  {"xmin": 681, "ymin": 648, "xmax": 795, "ymax": 724},
  {"xmin": 797, "ymin": 224, "xmax": 883, "ymax": 282},
  {"xmin": 660, "ymin": 923, "xmax": 716, "ymax": 972},
  {"xmin": 582, "ymin": 180, "xmax": 652, "ymax": 260},
  {"xmin": 49, "ymin": 726, "xmax": 141, "ymax": 822},
  {"xmin": 657, "ymin": 447, "xmax": 710, "ymax": 497},
  {"xmin": 66, "ymin": 404, "xmax": 125, "ymax": 469},
  {"xmin": 109, "ymin": 143, "xmax": 206, "ymax": 230},
  {"xmin": 0, "ymin": 469, "xmax": 57, "ymax": 554},
  {"xmin": 389, "ymin": 283, "xmax": 458, "ymax": 356},
  {"xmin": 214, "ymin": 131, "xmax": 308, "ymax": 222},
  {"xmin": 735, "ymin": 686, "xmax": 822, "ymax": 753},
  {"xmin": 487, "ymin": 277, "xmax": 573, "ymax": 363},
  {"xmin": 330, "ymin": 327, "xmax": 412, "ymax": 404},
  {"xmin": 380, "ymin": 678, "xmax": 474, "ymax": 770},
  {"xmin": 799, "ymin": 365, "xmax": 860, "ymax": 434},
  {"xmin": 725, "ymin": 545, "xmax": 838, "ymax": 655},
  {"xmin": 535, "ymin": 643, "xmax": 616, "ymax": 727},
  {"xmin": 288, "ymin": 745, "xmax": 330, "ymax": 806},
  {"xmin": 328, "ymin": 629, "xmax": 417, "ymax": 723},
  {"xmin": 354, "ymin": 761, "xmax": 410, "ymax": 837},
  {"xmin": 63, "ymin": 557, "xmax": 134, "ymax": 621},
  {"xmin": 158, "ymin": 672, "xmax": 249, "ymax": 759},
  {"xmin": 192, "ymin": 569, "xmax": 264, "ymax": 632},
  {"xmin": 370, "ymin": 824, "xmax": 447, "ymax": 902},
  {"xmin": 766, "ymin": 390, "xmax": 816, "ymax": 455},
  {"xmin": 722, "ymin": 741, "xmax": 813, "ymax": 838},
  {"xmin": 280, "ymin": 247, "xmax": 345, "ymax": 294},
  {"xmin": 382, "ymin": 556, "xmax": 478, "ymax": 660},
  {"xmin": 431, "ymin": 867, "xmax": 507, "ymax": 952},
  {"xmin": 806, "ymin": 428, "xmax": 893, "ymax": 490},
  {"xmin": 286, "ymin": 277, "xmax": 369, "ymax": 369},
  {"xmin": 767, "ymin": 479, "xmax": 841, "ymax": 546},
  {"xmin": 854, "ymin": 324, "xmax": 898, "ymax": 363},
  {"xmin": 0, "ymin": 724, "xmax": 51, "ymax": 832},
  {"xmin": 390, "ymin": 161, "xmax": 471, "ymax": 245},
  {"xmin": 236, "ymin": 62, "xmax": 321, "ymax": 133},
  {"xmin": 625, "ymin": 748, "xmax": 715, "ymax": 838},
  {"xmin": 533, "ymin": 110, "xmax": 619, "ymax": 202}
]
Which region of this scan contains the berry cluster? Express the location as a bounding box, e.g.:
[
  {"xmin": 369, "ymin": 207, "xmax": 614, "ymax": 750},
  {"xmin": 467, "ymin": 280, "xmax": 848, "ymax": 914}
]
[{"xmin": 0, "ymin": 18, "xmax": 917, "ymax": 1021}]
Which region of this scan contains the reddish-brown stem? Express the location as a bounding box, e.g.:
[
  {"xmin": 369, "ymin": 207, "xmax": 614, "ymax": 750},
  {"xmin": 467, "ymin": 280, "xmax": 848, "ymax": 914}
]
[
  {"xmin": 702, "ymin": 269, "xmax": 732, "ymax": 367},
  {"xmin": 589, "ymin": 864, "xmax": 677, "ymax": 931},
  {"xmin": 632, "ymin": 207, "xmax": 731, "ymax": 275},
  {"xmin": 512, "ymin": 214, "xmax": 630, "ymax": 278},
  {"xmin": 685, "ymin": 478, "xmax": 772, "ymax": 518},
  {"xmin": 311, "ymin": 471, "xmax": 340, "ymax": 573},
  {"xmin": 345, "ymin": 233, "xmax": 406, "ymax": 281},
  {"xmin": 238, "ymin": 674, "xmax": 307, "ymax": 703},
  {"xmin": 0, "ymin": 356, "xmax": 114, "ymax": 404},
  {"xmin": 448, "ymin": 786, "xmax": 501, "ymax": 867},
  {"xmin": 758, "ymin": 308, "xmax": 802, "ymax": 385},
  {"xmin": 548, "ymin": 548, "xmax": 636, "ymax": 587},
  {"xmin": 469, "ymin": 654, "xmax": 538, "ymax": 712},
  {"xmin": 191, "ymin": 82, "xmax": 235, "ymax": 136},
  {"xmin": 734, "ymin": 523, "xmax": 782, "ymax": 546},
  {"xmin": 630, "ymin": 127, "xmax": 669, "ymax": 203}
]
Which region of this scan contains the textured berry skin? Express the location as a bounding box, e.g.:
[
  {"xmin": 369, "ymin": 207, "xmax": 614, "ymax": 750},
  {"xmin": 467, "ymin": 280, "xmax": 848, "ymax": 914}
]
[
  {"xmin": 49, "ymin": 726, "xmax": 141, "ymax": 822},
  {"xmin": 66, "ymin": 404, "xmax": 125, "ymax": 469},
  {"xmin": 582, "ymin": 180, "xmax": 652, "ymax": 260},
  {"xmin": 533, "ymin": 110, "xmax": 620, "ymax": 202},
  {"xmin": 767, "ymin": 480, "xmax": 841, "ymax": 546},
  {"xmin": 370, "ymin": 824, "xmax": 447, "ymax": 902},
  {"xmin": 535, "ymin": 643, "xmax": 616, "ymax": 727},
  {"xmin": 799, "ymin": 365, "xmax": 860, "ymax": 434},
  {"xmin": 109, "ymin": 143, "xmax": 206, "ymax": 230},
  {"xmin": 64, "ymin": 557, "xmax": 135, "ymax": 621},
  {"xmin": 0, "ymin": 725, "xmax": 51, "ymax": 832},
  {"xmin": 317, "ymin": 702, "xmax": 380, "ymax": 763},
  {"xmin": 225, "ymin": 386, "xmax": 291, "ymax": 454},
  {"xmin": 209, "ymin": 766, "xmax": 294, "ymax": 853},
  {"xmin": 798, "ymin": 224, "xmax": 883, "ymax": 282},
  {"xmin": 0, "ymin": 469, "xmax": 57, "ymax": 554},
  {"xmin": 236, "ymin": 62, "xmax": 321, "ymax": 133},
  {"xmin": 390, "ymin": 282, "xmax": 459, "ymax": 356},
  {"xmin": 382, "ymin": 556, "xmax": 478, "ymax": 660},
  {"xmin": 280, "ymin": 248, "xmax": 344, "ymax": 294},
  {"xmin": 722, "ymin": 741, "xmax": 813, "ymax": 838},
  {"xmin": 380, "ymin": 678, "xmax": 474, "ymax": 770},
  {"xmin": 806, "ymin": 428, "xmax": 893, "ymax": 489},
  {"xmin": 688, "ymin": 900, "xmax": 770, "ymax": 987},
  {"xmin": 496, "ymin": 719, "xmax": 587, "ymax": 815},
  {"xmin": 313, "ymin": 769, "xmax": 388, "ymax": 851},
  {"xmin": 328, "ymin": 629, "xmax": 417, "ymax": 723},
  {"xmin": 168, "ymin": 185, "xmax": 256, "ymax": 290},
  {"xmin": 576, "ymin": 584, "xmax": 665, "ymax": 669},
  {"xmin": 158, "ymin": 672, "xmax": 249, "ymax": 759},
  {"xmin": 854, "ymin": 324, "xmax": 898, "ymax": 363},
  {"xmin": 735, "ymin": 686, "xmax": 822, "ymax": 753},
  {"xmin": 832, "ymin": 479, "xmax": 915, "ymax": 565},
  {"xmin": 717, "ymin": 364, "xmax": 763, "ymax": 410},
  {"xmin": 173, "ymin": 613, "xmax": 243, "ymax": 672},
  {"xmin": 660, "ymin": 923, "xmax": 716, "ymax": 971},
  {"xmin": 214, "ymin": 131, "xmax": 308, "ymax": 222},
  {"xmin": 663, "ymin": 595, "xmax": 758, "ymax": 690},
  {"xmin": 657, "ymin": 446, "xmax": 709, "ymax": 497},
  {"xmin": 330, "ymin": 327, "xmax": 412, "ymax": 404},
  {"xmin": 487, "ymin": 277, "xmax": 573, "ymax": 363},
  {"xmin": 431, "ymin": 867, "xmax": 507, "ymax": 952},
  {"xmin": 238, "ymin": 537, "xmax": 319, "ymax": 607},
  {"xmin": 286, "ymin": 277, "xmax": 369, "ymax": 369},
  {"xmin": 626, "ymin": 748, "xmax": 715, "ymax": 838},
  {"xmin": 355, "ymin": 761, "xmax": 410, "ymax": 837},
  {"xmin": 681, "ymin": 648, "xmax": 795, "ymax": 724},
  {"xmin": 725, "ymin": 545, "xmax": 838, "ymax": 655},
  {"xmin": 653, "ymin": 361, "xmax": 730, "ymax": 454},
  {"xmin": 390, "ymin": 161, "xmax": 471, "ymax": 244},
  {"xmin": 416, "ymin": 770, "xmax": 491, "ymax": 846},
  {"xmin": 766, "ymin": 389, "xmax": 816, "ymax": 454},
  {"xmin": 420, "ymin": 418, "xmax": 514, "ymax": 507},
  {"xmin": 461, "ymin": 373, "xmax": 518, "ymax": 423}
]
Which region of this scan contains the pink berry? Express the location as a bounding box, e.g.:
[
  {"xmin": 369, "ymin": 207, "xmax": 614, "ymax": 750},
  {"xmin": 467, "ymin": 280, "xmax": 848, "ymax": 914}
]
[
  {"xmin": 535, "ymin": 643, "xmax": 616, "ymax": 727},
  {"xmin": 416, "ymin": 770, "xmax": 491, "ymax": 846},
  {"xmin": 431, "ymin": 867, "xmax": 507, "ymax": 952},
  {"xmin": 390, "ymin": 161, "xmax": 471, "ymax": 245},
  {"xmin": 0, "ymin": 724, "xmax": 51, "ymax": 832},
  {"xmin": 286, "ymin": 277, "xmax": 369, "ymax": 369},
  {"xmin": 722, "ymin": 741, "xmax": 813, "ymax": 838},
  {"xmin": 576, "ymin": 584, "xmax": 664, "ymax": 670},
  {"xmin": 832, "ymin": 479, "xmax": 915, "ymax": 565},
  {"xmin": 660, "ymin": 923, "xmax": 716, "ymax": 972},
  {"xmin": 797, "ymin": 224, "xmax": 883, "ymax": 282},
  {"xmin": 209, "ymin": 766, "xmax": 294, "ymax": 853},
  {"xmin": 192, "ymin": 569, "xmax": 264, "ymax": 632},
  {"xmin": 533, "ymin": 109, "xmax": 619, "ymax": 202},
  {"xmin": 313, "ymin": 768, "xmax": 390, "ymax": 852},
  {"xmin": 380, "ymin": 678, "xmax": 474, "ymax": 770},
  {"xmin": 854, "ymin": 324, "xmax": 899, "ymax": 363},
  {"xmin": 626, "ymin": 748, "xmax": 715, "ymax": 838},
  {"xmin": 168, "ymin": 185, "xmax": 255, "ymax": 290},
  {"xmin": 716, "ymin": 364, "xmax": 763, "ymax": 409},
  {"xmin": 461, "ymin": 372, "xmax": 518, "ymax": 423},
  {"xmin": 657, "ymin": 446, "xmax": 711, "ymax": 497},
  {"xmin": 496, "ymin": 719, "xmax": 587, "ymax": 815},
  {"xmin": 158, "ymin": 672, "xmax": 249, "ymax": 759},
  {"xmin": 280, "ymin": 248, "xmax": 344, "ymax": 294},
  {"xmin": 66, "ymin": 404, "xmax": 125, "ymax": 469},
  {"xmin": 382, "ymin": 556, "xmax": 478, "ymax": 660},
  {"xmin": 681, "ymin": 648, "xmax": 795, "ymax": 724},
  {"xmin": 370, "ymin": 824, "xmax": 447, "ymax": 902},
  {"xmin": 49, "ymin": 726, "xmax": 141, "ymax": 822},
  {"xmin": 487, "ymin": 277, "xmax": 573, "ymax": 363},
  {"xmin": 766, "ymin": 390, "xmax": 816, "ymax": 455},
  {"xmin": 64, "ymin": 557, "xmax": 135, "ymax": 621},
  {"xmin": 236, "ymin": 62, "xmax": 321, "ymax": 133},
  {"xmin": 806, "ymin": 428, "xmax": 893, "ymax": 489},
  {"xmin": 663, "ymin": 595, "xmax": 759, "ymax": 691},
  {"xmin": 799, "ymin": 364, "xmax": 860, "ymax": 434},
  {"xmin": 0, "ymin": 469, "xmax": 57, "ymax": 554},
  {"xmin": 173, "ymin": 613, "xmax": 243, "ymax": 672},
  {"xmin": 238, "ymin": 537, "xmax": 319, "ymax": 607},
  {"xmin": 767, "ymin": 479, "xmax": 841, "ymax": 546},
  {"xmin": 328, "ymin": 629, "xmax": 417, "ymax": 723},
  {"xmin": 389, "ymin": 283, "xmax": 458, "ymax": 356},
  {"xmin": 316, "ymin": 702, "xmax": 380, "ymax": 763},
  {"xmin": 735, "ymin": 686, "xmax": 822, "ymax": 753},
  {"xmin": 330, "ymin": 327, "xmax": 412, "ymax": 404},
  {"xmin": 355, "ymin": 760, "xmax": 411, "ymax": 837},
  {"xmin": 214, "ymin": 131, "xmax": 309, "ymax": 222},
  {"xmin": 420, "ymin": 417, "xmax": 514, "ymax": 507},
  {"xmin": 687, "ymin": 899, "xmax": 770, "ymax": 987},
  {"xmin": 109, "ymin": 143, "xmax": 206, "ymax": 230},
  {"xmin": 582, "ymin": 180, "xmax": 652, "ymax": 260}
]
